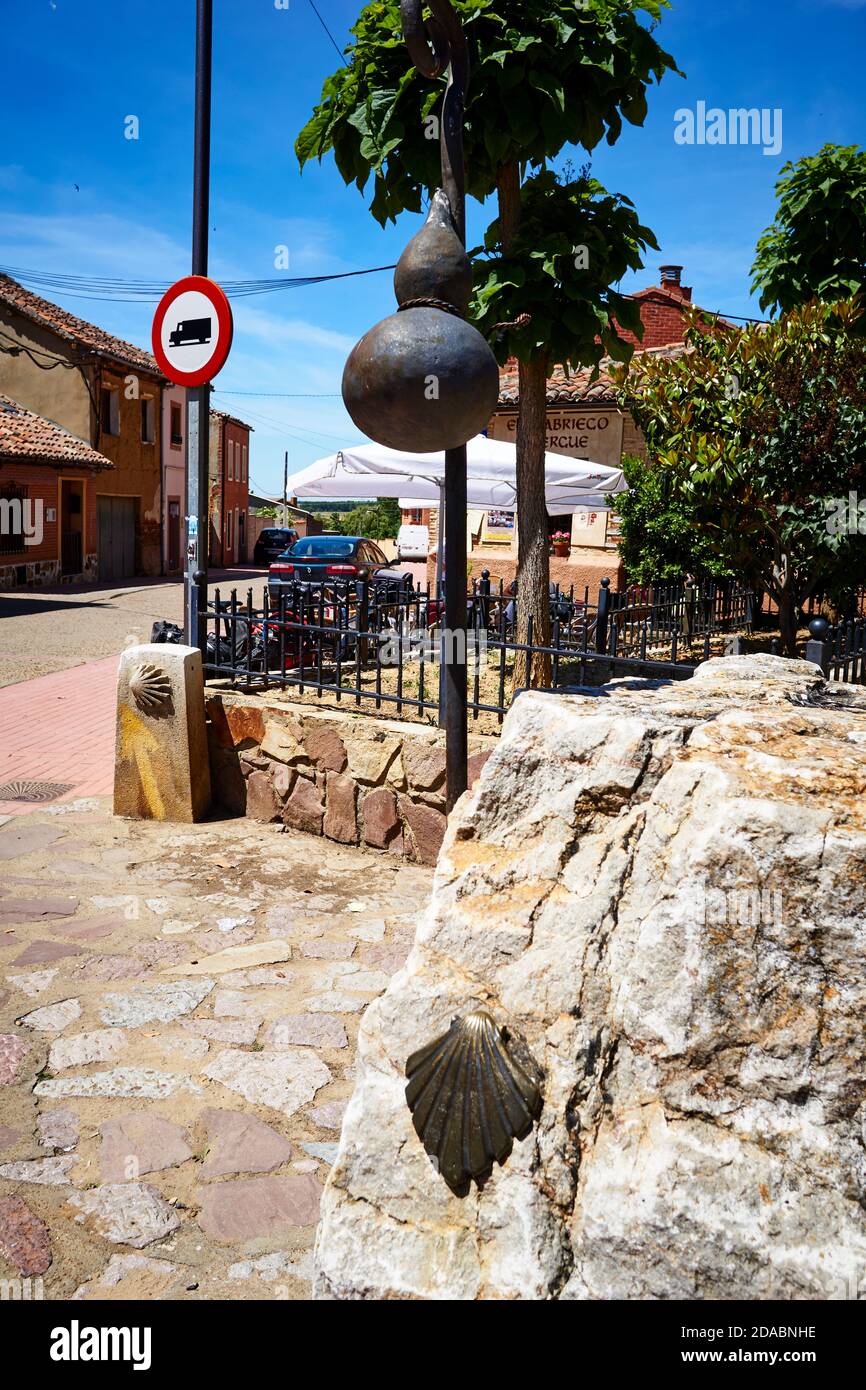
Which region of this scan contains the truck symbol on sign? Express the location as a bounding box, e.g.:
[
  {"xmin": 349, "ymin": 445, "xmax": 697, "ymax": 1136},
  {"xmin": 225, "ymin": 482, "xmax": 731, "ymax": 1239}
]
[{"xmin": 169, "ymin": 317, "xmax": 212, "ymax": 348}]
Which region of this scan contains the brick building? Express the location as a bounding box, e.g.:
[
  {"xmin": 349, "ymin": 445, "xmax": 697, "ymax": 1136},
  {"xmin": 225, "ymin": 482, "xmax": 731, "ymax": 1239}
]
[
  {"xmin": 208, "ymin": 410, "xmax": 252, "ymax": 566},
  {"xmin": 0, "ymin": 393, "xmax": 114, "ymax": 588},
  {"xmin": 0, "ymin": 274, "xmax": 166, "ymax": 581}
]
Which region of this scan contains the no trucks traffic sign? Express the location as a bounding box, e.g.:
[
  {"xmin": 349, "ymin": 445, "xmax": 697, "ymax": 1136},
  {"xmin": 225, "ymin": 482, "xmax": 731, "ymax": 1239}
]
[{"xmin": 152, "ymin": 275, "xmax": 233, "ymax": 387}]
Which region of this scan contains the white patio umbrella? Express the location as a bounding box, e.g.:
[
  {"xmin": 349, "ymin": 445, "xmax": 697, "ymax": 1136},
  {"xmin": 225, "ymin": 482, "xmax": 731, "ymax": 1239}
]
[{"xmin": 285, "ymin": 437, "xmax": 627, "ymax": 582}]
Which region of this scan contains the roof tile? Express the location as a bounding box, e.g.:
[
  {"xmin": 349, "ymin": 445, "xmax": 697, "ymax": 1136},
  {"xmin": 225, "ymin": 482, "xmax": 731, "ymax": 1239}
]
[
  {"xmin": 0, "ymin": 393, "xmax": 114, "ymax": 469},
  {"xmin": 0, "ymin": 274, "xmax": 161, "ymax": 376}
]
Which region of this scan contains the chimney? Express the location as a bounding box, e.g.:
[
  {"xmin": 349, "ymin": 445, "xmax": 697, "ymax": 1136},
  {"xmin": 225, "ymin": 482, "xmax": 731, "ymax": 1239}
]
[{"xmin": 659, "ymin": 264, "xmax": 692, "ymax": 302}]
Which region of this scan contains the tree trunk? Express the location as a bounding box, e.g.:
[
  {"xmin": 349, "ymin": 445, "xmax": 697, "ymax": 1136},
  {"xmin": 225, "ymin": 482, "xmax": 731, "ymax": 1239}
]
[
  {"xmin": 495, "ymin": 164, "xmax": 552, "ymax": 689},
  {"xmin": 513, "ymin": 353, "xmax": 552, "ymax": 688},
  {"xmin": 776, "ymin": 588, "xmax": 799, "ymax": 657}
]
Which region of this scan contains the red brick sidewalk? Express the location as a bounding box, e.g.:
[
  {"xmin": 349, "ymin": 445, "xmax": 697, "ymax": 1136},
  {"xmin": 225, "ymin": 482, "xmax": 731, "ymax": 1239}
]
[{"xmin": 0, "ymin": 656, "xmax": 117, "ymax": 816}]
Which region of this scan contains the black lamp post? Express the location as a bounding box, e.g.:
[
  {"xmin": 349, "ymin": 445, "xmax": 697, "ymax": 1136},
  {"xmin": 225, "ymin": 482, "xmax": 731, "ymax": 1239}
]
[{"xmin": 341, "ymin": 0, "xmax": 499, "ymax": 811}]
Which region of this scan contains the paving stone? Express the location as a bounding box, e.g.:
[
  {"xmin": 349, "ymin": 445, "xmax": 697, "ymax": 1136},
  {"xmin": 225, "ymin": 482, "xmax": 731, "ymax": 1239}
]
[
  {"xmin": 300, "ymin": 938, "xmax": 356, "ymax": 961},
  {"xmin": 49, "ymin": 1029, "xmax": 127, "ymax": 1071},
  {"xmin": 0, "ymin": 825, "xmax": 64, "ymax": 861},
  {"xmin": 74, "ymin": 1253, "xmax": 179, "ymax": 1300},
  {"xmin": 196, "ymin": 1173, "xmax": 322, "ymax": 1243},
  {"xmin": 99, "ymin": 978, "xmax": 214, "ymax": 1026},
  {"xmin": 75, "ymin": 954, "xmax": 147, "ymax": 982},
  {"xmin": 349, "ymin": 921, "xmax": 387, "ymax": 943},
  {"xmin": 219, "ymin": 967, "xmax": 293, "ymax": 988},
  {"xmin": 0, "ymin": 1156, "xmax": 76, "ymax": 1185},
  {"xmin": 203, "ymin": 1049, "xmax": 331, "ymax": 1119},
  {"xmin": 165, "ymin": 942, "xmax": 291, "ymax": 977},
  {"xmin": 185, "ymin": 1019, "xmax": 261, "ymax": 1045},
  {"xmin": 361, "ymin": 942, "xmax": 412, "ymax": 974},
  {"xmin": 0, "ymin": 1195, "xmax": 52, "ymax": 1275},
  {"xmin": 306, "ymin": 992, "xmax": 366, "ymax": 1014},
  {"xmin": 100, "ymin": 1112, "xmax": 193, "ymax": 1182},
  {"xmin": 50, "ymin": 915, "xmax": 125, "ymax": 942},
  {"xmin": 323, "ymin": 773, "xmax": 359, "ymax": 845},
  {"xmin": 0, "ymin": 895, "xmax": 79, "ymax": 923},
  {"xmin": 266, "ymin": 1014, "xmax": 349, "ymax": 1050},
  {"xmin": 344, "ymin": 969, "xmax": 391, "ymax": 993},
  {"xmin": 195, "ymin": 927, "xmax": 255, "ymax": 952},
  {"xmin": 6, "ymin": 968, "xmax": 58, "ymax": 998},
  {"xmin": 37, "ymin": 1108, "xmax": 79, "ymax": 1152},
  {"xmin": 227, "ymin": 1249, "xmax": 315, "ymax": 1283},
  {"xmin": 12, "ymin": 940, "xmax": 83, "ymax": 966},
  {"xmin": 133, "ymin": 940, "xmax": 190, "ymax": 967},
  {"xmin": 0, "ymin": 1124, "xmax": 22, "ymax": 1152},
  {"xmin": 201, "ymin": 1108, "xmax": 293, "ymax": 1178},
  {"xmin": 17, "ymin": 996, "xmax": 82, "ymax": 1034},
  {"xmin": 300, "ymin": 1141, "xmax": 339, "ymax": 1165},
  {"xmin": 292, "ymin": 1159, "xmax": 320, "ymax": 1174},
  {"xmin": 308, "ymin": 1100, "xmax": 348, "ymax": 1132},
  {"xmin": 212, "ymin": 989, "xmax": 264, "ymax": 1019},
  {"xmin": 0, "ymin": 1033, "xmax": 29, "ymax": 1084},
  {"xmin": 36, "ymin": 1067, "xmax": 201, "ymax": 1101},
  {"xmin": 67, "ymin": 1183, "xmax": 181, "ymax": 1248}
]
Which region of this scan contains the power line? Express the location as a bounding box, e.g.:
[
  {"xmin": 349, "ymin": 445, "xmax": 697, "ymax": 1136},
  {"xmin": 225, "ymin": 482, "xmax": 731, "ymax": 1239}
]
[
  {"xmin": 307, "ymin": 0, "xmax": 349, "ymax": 66},
  {"xmin": 215, "ymin": 390, "xmax": 341, "ymax": 398},
  {"xmin": 0, "ymin": 263, "xmax": 396, "ymax": 305}
]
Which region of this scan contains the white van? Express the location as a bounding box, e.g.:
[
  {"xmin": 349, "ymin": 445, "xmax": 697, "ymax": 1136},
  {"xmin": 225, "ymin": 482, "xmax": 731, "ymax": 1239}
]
[{"xmin": 396, "ymin": 524, "xmax": 429, "ymax": 562}]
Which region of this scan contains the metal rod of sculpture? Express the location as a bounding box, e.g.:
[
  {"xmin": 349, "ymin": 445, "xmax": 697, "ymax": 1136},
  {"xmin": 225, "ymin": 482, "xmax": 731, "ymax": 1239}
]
[{"xmin": 402, "ymin": 0, "xmax": 469, "ymax": 809}]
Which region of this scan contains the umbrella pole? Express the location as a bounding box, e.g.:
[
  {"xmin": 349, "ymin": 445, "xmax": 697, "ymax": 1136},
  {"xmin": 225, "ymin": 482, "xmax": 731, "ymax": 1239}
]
[{"xmin": 444, "ymin": 446, "xmax": 468, "ymax": 810}]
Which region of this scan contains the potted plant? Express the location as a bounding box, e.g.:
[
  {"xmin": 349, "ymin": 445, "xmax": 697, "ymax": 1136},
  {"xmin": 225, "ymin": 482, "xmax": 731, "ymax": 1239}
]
[{"xmin": 550, "ymin": 530, "xmax": 571, "ymax": 558}]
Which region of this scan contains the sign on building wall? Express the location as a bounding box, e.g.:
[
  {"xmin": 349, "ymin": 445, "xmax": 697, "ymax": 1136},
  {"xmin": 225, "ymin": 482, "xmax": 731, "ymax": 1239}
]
[
  {"xmin": 481, "ymin": 509, "xmax": 516, "ymax": 546},
  {"xmin": 490, "ymin": 407, "xmax": 625, "ymax": 469}
]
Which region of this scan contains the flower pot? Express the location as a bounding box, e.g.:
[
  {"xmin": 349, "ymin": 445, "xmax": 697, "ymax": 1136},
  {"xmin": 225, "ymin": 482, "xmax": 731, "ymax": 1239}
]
[{"xmin": 552, "ymin": 543, "xmax": 570, "ymax": 558}]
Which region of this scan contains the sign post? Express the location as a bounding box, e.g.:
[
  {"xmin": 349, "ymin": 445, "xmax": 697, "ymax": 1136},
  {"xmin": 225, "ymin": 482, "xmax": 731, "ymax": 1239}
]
[{"xmin": 150, "ymin": 2, "xmax": 233, "ymax": 656}]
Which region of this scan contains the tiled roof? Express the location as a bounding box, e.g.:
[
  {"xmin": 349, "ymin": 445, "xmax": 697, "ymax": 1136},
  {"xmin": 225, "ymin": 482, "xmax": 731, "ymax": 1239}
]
[
  {"xmin": 0, "ymin": 274, "xmax": 161, "ymax": 375},
  {"xmin": 498, "ymin": 342, "xmax": 688, "ymax": 407},
  {"xmin": 0, "ymin": 393, "xmax": 114, "ymax": 469},
  {"xmin": 210, "ymin": 408, "xmax": 254, "ymax": 433}
]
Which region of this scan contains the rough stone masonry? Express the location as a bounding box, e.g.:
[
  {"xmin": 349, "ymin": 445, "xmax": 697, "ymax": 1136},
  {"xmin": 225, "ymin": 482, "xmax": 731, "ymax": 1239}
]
[{"xmin": 314, "ymin": 656, "xmax": 866, "ymax": 1300}]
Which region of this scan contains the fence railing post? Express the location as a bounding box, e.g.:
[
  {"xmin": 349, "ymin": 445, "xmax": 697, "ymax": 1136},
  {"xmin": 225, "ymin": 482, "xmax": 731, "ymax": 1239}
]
[
  {"xmin": 356, "ymin": 568, "xmax": 370, "ymax": 665},
  {"xmin": 805, "ymin": 615, "xmax": 831, "ymax": 676},
  {"xmin": 596, "ymin": 577, "xmax": 611, "ymax": 654}
]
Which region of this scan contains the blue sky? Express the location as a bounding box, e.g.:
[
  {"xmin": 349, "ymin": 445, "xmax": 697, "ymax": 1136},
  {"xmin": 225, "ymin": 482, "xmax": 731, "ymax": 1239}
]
[{"xmin": 1, "ymin": 0, "xmax": 864, "ymax": 495}]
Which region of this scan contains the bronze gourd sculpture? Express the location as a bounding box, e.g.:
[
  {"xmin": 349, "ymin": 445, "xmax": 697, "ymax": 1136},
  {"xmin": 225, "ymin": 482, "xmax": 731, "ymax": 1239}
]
[{"xmin": 342, "ymin": 0, "xmax": 500, "ymax": 455}]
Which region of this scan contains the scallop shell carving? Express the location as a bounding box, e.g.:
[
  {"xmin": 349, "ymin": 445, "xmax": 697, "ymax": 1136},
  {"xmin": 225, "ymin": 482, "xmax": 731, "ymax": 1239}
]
[
  {"xmin": 129, "ymin": 663, "xmax": 172, "ymax": 713},
  {"xmin": 405, "ymin": 1010, "xmax": 543, "ymax": 1193}
]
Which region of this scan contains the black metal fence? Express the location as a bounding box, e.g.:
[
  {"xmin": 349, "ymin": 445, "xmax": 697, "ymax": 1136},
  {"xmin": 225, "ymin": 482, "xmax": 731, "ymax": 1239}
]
[
  {"xmin": 202, "ymin": 573, "xmax": 759, "ymax": 725},
  {"xmin": 805, "ymin": 616, "xmax": 866, "ymax": 685}
]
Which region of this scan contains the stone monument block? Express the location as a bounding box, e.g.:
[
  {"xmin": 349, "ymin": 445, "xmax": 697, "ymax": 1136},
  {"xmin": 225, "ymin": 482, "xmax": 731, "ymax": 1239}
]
[{"xmin": 114, "ymin": 644, "xmax": 211, "ymax": 822}]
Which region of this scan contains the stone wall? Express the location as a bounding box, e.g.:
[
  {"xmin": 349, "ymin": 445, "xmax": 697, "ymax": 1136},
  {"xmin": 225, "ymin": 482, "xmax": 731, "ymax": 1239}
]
[
  {"xmin": 314, "ymin": 656, "xmax": 866, "ymax": 1300},
  {"xmin": 206, "ymin": 692, "xmax": 494, "ymax": 866}
]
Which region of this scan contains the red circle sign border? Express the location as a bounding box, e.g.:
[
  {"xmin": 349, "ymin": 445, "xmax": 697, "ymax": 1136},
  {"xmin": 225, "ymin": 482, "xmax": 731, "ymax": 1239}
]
[{"xmin": 151, "ymin": 275, "xmax": 234, "ymax": 388}]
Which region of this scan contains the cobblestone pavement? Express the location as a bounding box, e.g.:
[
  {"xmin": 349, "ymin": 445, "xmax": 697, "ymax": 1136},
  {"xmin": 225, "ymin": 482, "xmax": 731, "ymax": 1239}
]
[{"xmin": 0, "ymin": 800, "xmax": 431, "ymax": 1300}]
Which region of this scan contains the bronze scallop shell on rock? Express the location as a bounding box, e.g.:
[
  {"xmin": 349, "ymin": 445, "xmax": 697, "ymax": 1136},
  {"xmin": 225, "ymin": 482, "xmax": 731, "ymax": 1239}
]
[
  {"xmin": 129, "ymin": 662, "xmax": 172, "ymax": 713},
  {"xmin": 405, "ymin": 1010, "xmax": 543, "ymax": 1193}
]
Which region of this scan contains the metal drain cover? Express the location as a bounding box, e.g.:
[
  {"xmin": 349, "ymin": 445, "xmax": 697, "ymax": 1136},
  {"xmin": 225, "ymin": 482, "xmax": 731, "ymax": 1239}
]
[{"xmin": 0, "ymin": 780, "xmax": 74, "ymax": 804}]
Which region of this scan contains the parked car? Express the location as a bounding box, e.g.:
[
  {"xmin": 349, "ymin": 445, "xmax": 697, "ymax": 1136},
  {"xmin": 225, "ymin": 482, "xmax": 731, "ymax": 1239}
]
[
  {"xmin": 396, "ymin": 524, "xmax": 429, "ymax": 562},
  {"xmin": 268, "ymin": 534, "xmax": 414, "ymax": 600},
  {"xmin": 253, "ymin": 527, "xmax": 298, "ymax": 567}
]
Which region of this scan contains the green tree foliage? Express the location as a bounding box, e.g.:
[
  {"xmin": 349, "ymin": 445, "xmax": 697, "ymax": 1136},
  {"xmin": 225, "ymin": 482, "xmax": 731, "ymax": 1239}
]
[
  {"xmin": 327, "ymin": 498, "xmax": 402, "ymax": 540},
  {"xmin": 751, "ymin": 143, "xmax": 866, "ymax": 315},
  {"xmin": 296, "ymin": 0, "xmax": 678, "ymax": 684},
  {"xmin": 615, "ymin": 301, "xmax": 866, "ymax": 652},
  {"xmin": 613, "ymin": 454, "xmax": 735, "ymax": 583}
]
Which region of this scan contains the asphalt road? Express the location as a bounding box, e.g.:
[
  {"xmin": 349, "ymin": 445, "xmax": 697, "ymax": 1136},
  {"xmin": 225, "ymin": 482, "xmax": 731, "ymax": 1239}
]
[{"xmin": 0, "ymin": 568, "xmax": 269, "ymax": 688}]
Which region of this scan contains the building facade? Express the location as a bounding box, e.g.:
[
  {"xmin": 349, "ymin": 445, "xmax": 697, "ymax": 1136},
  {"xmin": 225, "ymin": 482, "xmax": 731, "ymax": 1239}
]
[
  {"xmin": 0, "ymin": 274, "xmax": 166, "ymax": 582},
  {"xmin": 0, "ymin": 393, "xmax": 114, "ymax": 589},
  {"xmin": 208, "ymin": 410, "xmax": 251, "ymax": 567},
  {"xmin": 161, "ymin": 384, "xmax": 188, "ymax": 575}
]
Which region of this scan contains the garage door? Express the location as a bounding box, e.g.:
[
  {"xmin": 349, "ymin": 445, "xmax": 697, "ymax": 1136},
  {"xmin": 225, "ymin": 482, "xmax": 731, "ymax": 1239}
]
[{"xmin": 97, "ymin": 496, "xmax": 136, "ymax": 582}]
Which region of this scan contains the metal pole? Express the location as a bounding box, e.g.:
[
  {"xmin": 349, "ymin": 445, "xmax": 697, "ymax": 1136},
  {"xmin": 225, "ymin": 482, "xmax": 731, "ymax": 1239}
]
[
  {"xmin": 185, "ymin": 0, "xmax": 213, "ymax": 653},
  {"xmin": 444, "ymin": 445, "xmax": 468, "ymax": 809}
]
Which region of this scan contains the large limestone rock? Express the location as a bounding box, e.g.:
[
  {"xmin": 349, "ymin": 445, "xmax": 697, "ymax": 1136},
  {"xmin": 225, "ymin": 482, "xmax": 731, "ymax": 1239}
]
[
  {"xmin": 114, "ymin": 644, "xmax": 210, "ymax": 821},
  {"xmin": 314, "ymin": 656, "xmax": 866, "ymax": 1300}
]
